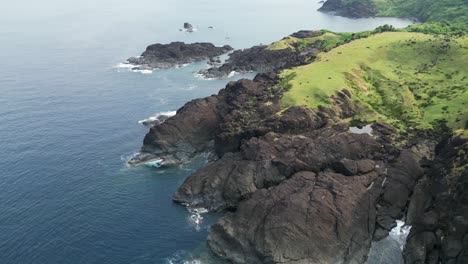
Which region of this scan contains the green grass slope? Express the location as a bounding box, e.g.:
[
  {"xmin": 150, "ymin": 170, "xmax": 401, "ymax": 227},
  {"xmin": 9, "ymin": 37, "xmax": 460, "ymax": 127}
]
[
  {"xmin": 377, "ymin": 0, "xmax": 468, "ymax": 25},
  {"xmin": 280, "ymin": 31, "xmax": 468, "ymax": 132},
  {"xmin": 327, "ymin": 0, "xmax": 468, "ymax": 25}
]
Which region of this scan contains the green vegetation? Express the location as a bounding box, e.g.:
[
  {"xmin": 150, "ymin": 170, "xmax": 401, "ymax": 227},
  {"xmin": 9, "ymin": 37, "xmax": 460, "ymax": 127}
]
[
  {"xmin": 267, "ymin": 25, "xmax": 397, "ymax": 51},
  {"xmin": 377, "ymin": 0, "xmax": 468, "ymax": 26},
  {"xmin": 405, "ymin": 22, "xmax": 466, "ymax": 35},
  {"xmin": 336, "ymin": 0, "xmax": 468, "ymax": 26},
  {"xmin": 280, "ymin": 31, "xmax": 468, "ymax": 131}
]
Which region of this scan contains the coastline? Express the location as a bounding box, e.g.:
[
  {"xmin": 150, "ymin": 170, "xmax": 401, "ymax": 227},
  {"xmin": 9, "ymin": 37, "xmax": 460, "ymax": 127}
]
[{"xmin": 127, "ymin": 2, "xmax": 467, "ymax": 263}]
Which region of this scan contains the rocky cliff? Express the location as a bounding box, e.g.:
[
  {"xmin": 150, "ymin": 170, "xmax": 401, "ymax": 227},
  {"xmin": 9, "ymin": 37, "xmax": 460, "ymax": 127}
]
[{"xmin": 131, "ymin": 28, "xmax": 467, "ymax": 263}]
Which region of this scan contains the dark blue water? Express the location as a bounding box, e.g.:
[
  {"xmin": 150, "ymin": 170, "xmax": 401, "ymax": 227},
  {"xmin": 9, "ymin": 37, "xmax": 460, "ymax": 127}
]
[{"xmin": 0, "ymin": 1, "xmax": 413, "ymax": 263}]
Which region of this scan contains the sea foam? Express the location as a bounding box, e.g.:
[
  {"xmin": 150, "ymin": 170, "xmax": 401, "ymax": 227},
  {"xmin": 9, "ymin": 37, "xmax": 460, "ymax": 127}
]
[
  {"xmin": 138, "ymin": 111, "xmax": 177, "ymax": 126},
  {"xmin": 114, "ymin": 61, "xmax": 153, "ymax": 74},
  {"xmin": 186, "ymin": 206, "xmax": 209, "ymax": 231}
]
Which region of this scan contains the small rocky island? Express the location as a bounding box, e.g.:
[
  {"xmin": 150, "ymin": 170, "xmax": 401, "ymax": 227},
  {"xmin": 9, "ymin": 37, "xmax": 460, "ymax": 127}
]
[{"xmin": 125, "ymin": 42, "xmax": 233, "ymax": 71}]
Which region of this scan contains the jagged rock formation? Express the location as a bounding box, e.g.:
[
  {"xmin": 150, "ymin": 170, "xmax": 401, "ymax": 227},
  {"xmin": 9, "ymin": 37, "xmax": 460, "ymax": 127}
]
[
  {"xmin": 126, "ymin": 42, "xmax": 233, "ymax": 71},
  {"xmin": 130, "ymin": 65, "xmax": 466, "ymax": 263},
  {"xmin": 129, "ymin": 26, "xmax": 467, "ymax": 263},
  {"xmin": 198, "ymin": 45, "xmax": 317, "ymax": 79},
  {"xmin": 404, "ymin": 136, "xmax": 468, "ymax": 264}
]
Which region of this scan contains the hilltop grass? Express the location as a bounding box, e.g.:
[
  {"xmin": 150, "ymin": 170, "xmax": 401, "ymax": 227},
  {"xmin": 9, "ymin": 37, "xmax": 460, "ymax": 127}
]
[
  {"xmin": 280, "ymin": 31, "xmax": 468, "ymax": 131},
  {"xmin": 266, "ymin": 31, "xmax": 352, "ymax": 51},
  {"xmin": 266, "ymin": 25, "xmax": 401, "ymax": 52},
  {"xmin": 336, "ymin": 0, "xmax": 468, "ymax": 26}
]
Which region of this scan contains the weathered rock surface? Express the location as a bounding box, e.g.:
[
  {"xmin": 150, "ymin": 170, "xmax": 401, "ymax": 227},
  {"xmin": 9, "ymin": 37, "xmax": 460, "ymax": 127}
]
[
  {"xmin": 129, "ymin": 72, "xmax": 282, "ymax": 165},
  {"xmin": 198, "ymin": 30, "xmax": 326, "ymax": 79},
  {"xmin": 128, "ymin": 35, "xmax": 465, "ymax": 263},
  {"xmin": 404, "ymin": 136, "xmax": 468, "ymax": 264},
  {"xmin": 208, "ymin": 170, "xmax": 384, "ymax": 264},
  {"xmin": 126, "ymin": 42, "xmax": 233, "ymax": 70},
  {"xmin": 131, "ymin": 65, "xmax": 463, "ymax": 263},
  {"xmin": 173, "ymin": 120, "xmax": 432, "ymax": 264},
  {"xmin": 198, "ymin": 45, "xmax": 316, "ymax": 78},
  {"xmin": 174, "ymin": 130, "xmax": 387, "ymax": 211}
]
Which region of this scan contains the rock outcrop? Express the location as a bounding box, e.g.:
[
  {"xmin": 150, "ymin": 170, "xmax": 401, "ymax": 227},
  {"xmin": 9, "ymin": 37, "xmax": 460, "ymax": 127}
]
[
  {"xmin": 131, "ymin": 65, "xmax": 465, "ymax": 263},
  {"xmin": 197, "ymin": 30, "xmax": 328, "ymax": 79},
  {"xmin": 172, "ymin": 121, "xmax": 431, "ymax": 263},
  {"xmin": 128, "ymin": 29, "xmax": 466, "ymax": 263},
  {"xmin": 126, "ymin": 42, "xmax": 233, "ymax": 71},
  {"xmin": 129, "ymin": 72, "xmax": 282, "ymax": 165},
  {"xmin": 208, "ymin": 171, "xmax": 384, "ymax": 264},
  {"xmin": 198, "ymin": 45, "xmax": 317, "ymax": 78},
  {"xmin": 173, "ymin": 129, "xmax": 387, "ymax": 211},
  {"xmin": 404, "ymin": 135, "xmax": 468, "ymax": 264}
]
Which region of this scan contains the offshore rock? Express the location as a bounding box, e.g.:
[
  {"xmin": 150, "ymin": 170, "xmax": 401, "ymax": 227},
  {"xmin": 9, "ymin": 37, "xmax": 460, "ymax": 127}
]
[{"xmin": 127, "ymin": 42, "xmax": 232, "ymax": 70}]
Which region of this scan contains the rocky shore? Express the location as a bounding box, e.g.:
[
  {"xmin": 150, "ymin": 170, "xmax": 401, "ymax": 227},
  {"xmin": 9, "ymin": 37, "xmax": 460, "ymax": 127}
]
[
  {"xmin": 198, "ymin": 45, "xmax": 316, "ymax": 79},
  {"xmin": 198, "ymin": 31, "xmax": 321, "ymax": 79},
  {"xmin": 130, "ymin": 23, "xmax": 467, "ymax": 263},
  {"xmin": 131, "ymin": 65, "xmax": 466, "ymax": 263},
  {"xmin": 125, "ymin": 42, "xmax": 233, "ymax": 71}
]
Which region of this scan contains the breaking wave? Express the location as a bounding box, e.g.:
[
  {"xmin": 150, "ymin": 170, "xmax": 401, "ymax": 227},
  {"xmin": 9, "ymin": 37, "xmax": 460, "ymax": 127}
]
[
  {"xmin": 186, "ymin": 206, "xmax": 209, "ymax": 232},
  {"xmin": 165, "ymin": 250, "xmax": 202, "ymax": 264},
  {"xmin": 367, "ymin": 220, "xmax": 412, "ymax": 264},
  {"xmin": 114, "ymin": 62, "xmax": 153, "ymax": 74},
  {"xmin": 138, "ymin": 111, "xmax": 177, "ymax": 126}
]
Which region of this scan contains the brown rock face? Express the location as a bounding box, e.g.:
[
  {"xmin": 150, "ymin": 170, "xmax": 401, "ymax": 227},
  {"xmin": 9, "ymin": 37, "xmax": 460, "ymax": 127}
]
[
  {"xmin": 404, "ymin": 136, "xmax": 468, "ymax": 264},
  {"xmin": 142, "ymin": 95, "xmax": 221, "ymax": 158},
  {"xmin": 130, "ymin": 72, "xmax": 282, "ymax": 165},
  {"xmin": 208, "ymin": 171, "xmax": 383, "ymax": 264},
  {"xmin": 173, "ymin": 130, "xmax": 386, "ymax": 212}
]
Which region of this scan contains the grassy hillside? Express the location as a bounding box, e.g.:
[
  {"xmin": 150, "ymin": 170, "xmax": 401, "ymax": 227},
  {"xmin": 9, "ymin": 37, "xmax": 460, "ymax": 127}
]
[
  {"xmin": 377, "ymin": 0, "xmax": 468, "ymax": 25},
  {"xmin": 267, "ymin": 25, "xmax": 400, "ymax": 51},
  {"xmin": 267, "ymin": 31, "xmax": 345, "ymax": 51},
  {"xmin": 280, "ymin": 31, "xmax": 468, "ymax": 132},
  {"xmin": 322, "ymin": 0, "xmax": 468, "ymax": 26}
]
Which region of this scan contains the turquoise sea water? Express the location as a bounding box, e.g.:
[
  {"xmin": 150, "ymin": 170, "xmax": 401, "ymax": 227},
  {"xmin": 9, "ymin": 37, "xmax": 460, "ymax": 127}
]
[{"xmin": 0, "ymin": 1, "xmax": 413, "ymax": 263}]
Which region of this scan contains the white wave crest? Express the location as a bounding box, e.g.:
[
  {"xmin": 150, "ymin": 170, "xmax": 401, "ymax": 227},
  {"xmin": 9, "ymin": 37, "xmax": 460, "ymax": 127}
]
[
  {"xmin": 366, "ymin": 220, "xmax": 412, "ymax": 264},
  {"xmin": 227, "ymin": 71, "xmax": 240, "ymax": 78},
  {"xmin": 114, "ymin": 61, "xmax": 153, "ymax": 74},
  {"xmin": 166, "ymin": 250, "xmax": 202, "ymax": 264},
  {"xmin": 114, "ymin": 62, "xmax": 134, "ymax": 69},
  {"xmin": 175, "ymin": 63, "xmax": 191, "ymax": 69},
  {"xmin": 389, "ymin": 220, "xmax": 411, "ymax": 250},
  {"xmin": 138, "ymin": 111, "xmax": 176, "ymax": 125},
  {"xmin": 121, "ymin": 152, "xmax": 140, "ymax": 162},
  {"xmin": 133, "ymin": 69, "xmax": 153, "ymax": 74},
  {"xmin": 187, "ymin": 207, "xmax": 209, "ymax": 231},
  {"xmin": 194, "ymin": 73, "xmax": 215, "ymax": 81}
]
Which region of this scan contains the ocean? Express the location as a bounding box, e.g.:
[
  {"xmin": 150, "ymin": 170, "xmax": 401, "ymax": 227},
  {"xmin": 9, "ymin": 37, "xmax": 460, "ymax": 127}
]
[{"xmin": 0, "ymin": 1, "xmax": 413, "ymax": 263}]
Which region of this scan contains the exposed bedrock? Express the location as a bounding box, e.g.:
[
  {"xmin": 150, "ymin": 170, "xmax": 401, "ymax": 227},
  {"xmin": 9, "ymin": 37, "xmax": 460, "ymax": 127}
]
[
  {"xmin": 198, "ymin": 45, "xmax": 316, "ymax": 79},
  {"xmin": 129, "ymin": 72, "xmax": 283, "ymax": 165},
  {"xmin": 126, "ymin": 42, "xmax": 233, "ymax": 70},
  {"xmin": 173, "ymin": 129, "xmax": 388, "ymax": 212},
  {"xmin": 172, "ymin": 118, "xmax": 432, "ymax": 264},
  {"xmin": 404, "ymin": 136, "xmax": 468, "ymax": 264},
  {"xmin": 208, "ymin": 171, "xmax": 384, "ymax": 264}
]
